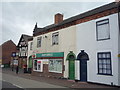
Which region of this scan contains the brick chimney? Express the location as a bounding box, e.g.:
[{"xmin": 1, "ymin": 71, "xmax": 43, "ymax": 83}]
[{"xmin": 54, "ymin": 13, "xmax": 63, "ymax": 24}]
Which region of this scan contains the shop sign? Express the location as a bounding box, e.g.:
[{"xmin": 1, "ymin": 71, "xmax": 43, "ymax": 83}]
[
  {"xmin": 14, "ymin": 60, "xmax": 18, "ymax": 65},
  {"xmin": 12, "ymin": 52, "xmax": 16, "ymax": 57},
  {"xmin": 36, "ymin": 52, "xmax": 64, "ymax": 58},
  {"xmin": 37, "ymin": 61, "xmax": 41, "ymax": 63},
  {"xmin": 32, "ymin": 54, "xmax": 36, "ymax": 58}
]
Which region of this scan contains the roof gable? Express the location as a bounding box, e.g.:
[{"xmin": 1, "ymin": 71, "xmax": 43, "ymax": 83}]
[{"xmin": 17, "ymin": 34, "xmax": 32, "ymax": 47}]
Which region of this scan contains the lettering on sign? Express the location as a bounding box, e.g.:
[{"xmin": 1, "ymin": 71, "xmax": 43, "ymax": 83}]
[{"xmin": 41, "ymin": 54, "xmax": 53, "ymax": 57}]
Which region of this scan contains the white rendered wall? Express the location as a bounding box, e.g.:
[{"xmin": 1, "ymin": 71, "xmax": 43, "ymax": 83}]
[
  {"xmin": 118, "ymin": 12, "xmax": 120, "ymax": 86},
  {"xmin": 75, "ymin": 60, "xmax": 80, "ymax": 80},
  {"xmin": 32, "ymin": 26, "xmax": 76, "ymax": 78},
  {"xmin": 76, "ymin": 13, "xmax": 119, "ymax": 86}
]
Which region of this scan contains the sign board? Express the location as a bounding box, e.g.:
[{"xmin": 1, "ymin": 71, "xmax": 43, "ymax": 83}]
[
  {"xmin": 12, "ymin": 52, "xmax": 16, "ymax": 57},
  {"xmin": 14, "ymin": 60, "xmax": 18, "ymax": 65},
  {"xmin": 36, "ymin": 52, "xmax": 64, "ymax": 58}
]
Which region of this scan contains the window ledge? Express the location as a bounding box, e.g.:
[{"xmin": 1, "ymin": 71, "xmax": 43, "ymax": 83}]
[{"xmin": 97, "ymin": 73, "xmax": 113, "ymax": 76}]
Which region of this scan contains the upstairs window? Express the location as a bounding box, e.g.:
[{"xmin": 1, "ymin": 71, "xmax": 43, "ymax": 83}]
[
  {"xmin": 96, "ymin": 19, "xmax": 110, "ymax": 41},
  {"xmin": 52, "ymin": 32, "xmax": 59, "ymax": 45},
  {"xmin": 37, "ymin": 37, "xmax": 42, "ymax": 48}
]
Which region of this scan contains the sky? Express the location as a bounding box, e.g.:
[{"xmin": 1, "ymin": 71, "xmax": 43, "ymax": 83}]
[{"xmin": 1, "ymin": 0, "xmax": 115, "ymax": 45}]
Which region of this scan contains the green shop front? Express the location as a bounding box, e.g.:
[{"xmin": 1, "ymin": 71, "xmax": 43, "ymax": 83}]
[{"xmin": 32, "ymin": 52, "xmax": 64, "ymax": 78}]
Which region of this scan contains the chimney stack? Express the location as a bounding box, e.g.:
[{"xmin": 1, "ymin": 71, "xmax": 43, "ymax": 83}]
[{"xmin": 54, "ymin": 13, "xmax": 63, "ymax": 24}]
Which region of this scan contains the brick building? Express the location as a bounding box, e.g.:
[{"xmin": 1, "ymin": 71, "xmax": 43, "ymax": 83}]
[{"xmin": 0, "ymin": 40, "xmax": 17, "ymax": 67}]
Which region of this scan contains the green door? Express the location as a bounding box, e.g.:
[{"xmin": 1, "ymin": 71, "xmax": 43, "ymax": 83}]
[
  {"xmin": 69, "ymin": 60, "xmax": 75, "ymax": 80},
  {"xmin": 29, "ymin": 57, "xmax": 32, "ymax": 68}
]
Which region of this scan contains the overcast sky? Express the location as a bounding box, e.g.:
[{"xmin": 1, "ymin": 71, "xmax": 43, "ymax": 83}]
[{"xmin": 1, "ymin": 0, "xmax": 115, "ymax": 45}]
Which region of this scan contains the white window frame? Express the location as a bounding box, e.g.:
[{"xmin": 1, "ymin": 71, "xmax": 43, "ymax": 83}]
[
  {"xmin": 96, "ymin": 19, "xmax": 110, "ymax": 41},
  {"xmin": 48, "ymin": 59, "xmax": 62, "ymax": 73},
  {"xmin": 33, "ymin": 59, "xmax": 43, "ymax": 72}
]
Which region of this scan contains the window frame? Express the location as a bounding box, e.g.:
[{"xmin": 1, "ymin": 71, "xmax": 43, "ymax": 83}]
[
  {"xmin": 97, "ymin": 52, "xmax": 112, "ymax": 76},
  {"xmin": 48, "ymin": 59, "xmax": 62, "ymax": 73},
  {"xmin": 33, "ymin": 59, "xmax": 43, "ymax": 72},
  {"xmin": 30, "ymin": 42, "xmax": 33, "ymax": 50},
  {"xmin": 37, "ymin": 37, "xmax": 42, "ymax": 48},
  {"xmin": 96, "ymin": 19, "xmax": 110, "ymax": 41},
  {"xmin": 52, "ymin": 32, "xmax": 59, "ymax": 45}
]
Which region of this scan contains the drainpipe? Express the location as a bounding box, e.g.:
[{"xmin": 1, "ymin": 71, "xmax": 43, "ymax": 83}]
[{"xmin": 117, "ymin": 2, "xmax": 120, "ymax": 86}]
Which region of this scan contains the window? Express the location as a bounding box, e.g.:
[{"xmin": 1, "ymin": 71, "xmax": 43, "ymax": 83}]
[
  {"xmin": 34, "ymin": 60, "xmax": 37, "ymax": 70},
  {"xmin": 37, "ymin": 37, "xmax": 42, "ymax": 48},
  {"xmin": 33, "ymin": 60, "xmax": 43, "ymax": 72},
  {"xmin": 52, "ymin": 32, "xmax": 59, "ymax": 45},
  {"xmin": 49, "ymin": 59, "xmax": 62, "ymax": 73},
  {"xmin": 30, "ymin": 42, "xmax": 33, "ymax": 50},
  {"xmin": 97, "ymin": 52, "xmax": 112, "ymax": 75},
  {"xmin": 96, "ymin": 19, "xmax": 110, "ymax": 41}
]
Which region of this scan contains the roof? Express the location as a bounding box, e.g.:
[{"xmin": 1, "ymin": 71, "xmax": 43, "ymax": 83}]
[
  {"xmin": 0, "ymin": 40, "xmax": 16, "ymax": 47},
  {"xmin": 17, "ymin": 34, "xmax": 32, "ymax": 46},
  {"xmin": 22, "ymin": 34, "xmax": 32, "ymax": 42},
  {"xmin": 33, "ymin": 2, "xmax": 120, "ymax": 36}
]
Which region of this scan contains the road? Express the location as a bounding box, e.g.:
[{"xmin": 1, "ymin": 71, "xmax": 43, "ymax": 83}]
[
  {"xmin": 2, "ymin": 72, "xmax": 67, "ymax": 89},
  {"xmin": 2, "ymin": 80, "xmax": 24, "ymax": 89}
]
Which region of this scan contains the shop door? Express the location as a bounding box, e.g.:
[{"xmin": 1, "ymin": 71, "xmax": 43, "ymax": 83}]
[
  {"xmin": 29, "ymin": 57, "xmax": 32, "ymax": 68},
  {"xmin": 69, "ymin": 60, "xmax": 75, "ymax": 80},
  {"xmin": 80, "ymin": 60, "xmax": 87, "ymax": 81}
]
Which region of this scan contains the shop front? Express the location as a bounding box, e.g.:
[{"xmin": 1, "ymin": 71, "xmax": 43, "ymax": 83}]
[{"xmin": 32, "ymin": 52, "xmax": 64, "ymax": 78}]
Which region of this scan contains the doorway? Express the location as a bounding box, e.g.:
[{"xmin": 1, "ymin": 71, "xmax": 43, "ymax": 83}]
[
  {"xmin": 80, "ymin": 60, "xmax": 87, "ymax": 81},
  {"xmin": 77, "ymin": 50, "xmax": 89, "ymax": 82},
  {"xmin": 69, "ymin": 60, "xmax": 75, "ymax": 80},
  {"xmin": 66, "ymin": 51, "xmax": 76, "ymax": 80}
]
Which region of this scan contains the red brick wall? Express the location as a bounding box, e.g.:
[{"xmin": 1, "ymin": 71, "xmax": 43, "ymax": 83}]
[
  {"xmin": 0, "ymin": 40, "xmax": 17, "ymax": 65},
  {"xmin": 55, "ymin": 13, "xmax": 63, "ymax": 24},
  {"xmin": 32, "ymin": 64, "xmax": 64, "ymax": 78}
]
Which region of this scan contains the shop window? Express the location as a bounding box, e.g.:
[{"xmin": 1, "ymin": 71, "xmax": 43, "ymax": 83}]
[
  {"xmin": 96, "ymin": 19, "xmax": 110, "ymax": 41},
  {"xmin": 97, "ymin": 52, "xmax": 112, "ymax": 75},
  {"xmin": 52, "ymin": 32, "xmax": 59, "ymax": 45},
  {"xmin": 33, "ymin": 60, "xmax": 42, "ymax": 72},
  {"xmin": 49, "ymin": 59, "xmax": 62, "ymax": 73},
  {"xmin": 37, "ymin": 37, "xmax": 42, "ymax": 48}
]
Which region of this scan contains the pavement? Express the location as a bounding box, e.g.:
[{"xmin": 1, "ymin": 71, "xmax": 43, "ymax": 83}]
[{"xmin": 1, "ymin": 68, "xmax": 119, "ymax": 89}]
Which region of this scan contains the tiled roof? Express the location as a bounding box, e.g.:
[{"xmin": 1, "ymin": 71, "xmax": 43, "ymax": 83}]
[{"xmin": 33, "ymin": 2, "xmax": 120, "ymax": 36}]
